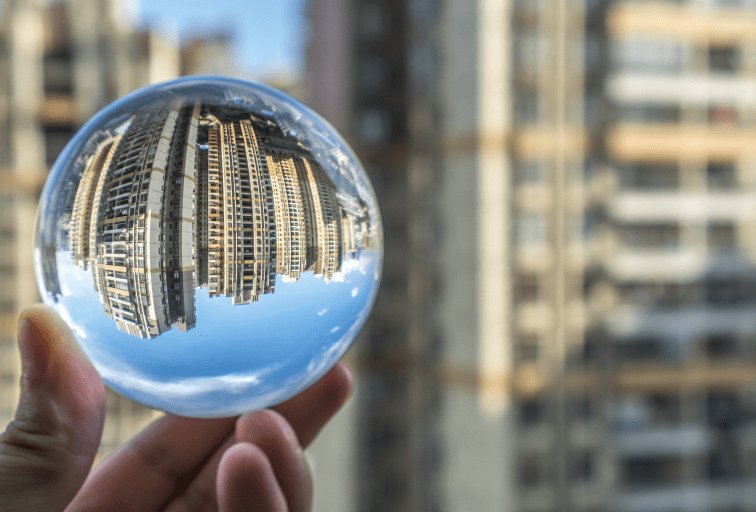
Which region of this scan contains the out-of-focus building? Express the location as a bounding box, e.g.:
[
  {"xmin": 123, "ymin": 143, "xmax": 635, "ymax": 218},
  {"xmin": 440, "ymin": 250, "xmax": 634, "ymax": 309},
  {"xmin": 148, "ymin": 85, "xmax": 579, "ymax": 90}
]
[
  {"xmin": 306, "ymin": 0, "xmax": 756, "ymax": 511},
  {"xmin": 307, "ymin": 1, "xmax": 445, "ymax": 511},
  {"xmin": 600, "ymin": 3, "xmax": 756, "ymax": 511},
  {"xmin": 181, "ymin": 33, "xmax": 235, "ymax": 77},
  {"xmin": 0, "ymin": 0, "xmax": 179, "ymax": 459}
]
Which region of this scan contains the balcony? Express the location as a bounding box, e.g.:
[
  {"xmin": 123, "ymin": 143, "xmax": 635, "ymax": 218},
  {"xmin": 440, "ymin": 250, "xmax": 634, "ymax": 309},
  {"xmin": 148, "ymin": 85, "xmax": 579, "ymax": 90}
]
[
  {"xmin": 615, "ymin": 426, "xmax": 711, "ymax": 457},
  {"xmin": 606, "ymin": 248, "xmax": 704, "ymax": 280},
  {"xmin": 608, "ymin": 73, "xmax": 756, "ymax": 106},
  {"xmin": 614, "ymin": 480, "xmax": 756, "ymax": 512},
  {"xmin": 609, "ymin": 191, "xmax": 756, "ymax": 223},
  {"xmin": 607, "ymin": 304, "xmax": 756, "ymax": 342}
]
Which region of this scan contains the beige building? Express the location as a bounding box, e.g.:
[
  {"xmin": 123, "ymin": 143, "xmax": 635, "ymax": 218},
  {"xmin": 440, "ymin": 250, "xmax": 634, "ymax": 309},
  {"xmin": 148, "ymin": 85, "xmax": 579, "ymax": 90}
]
[
  {"xmin": 0, "ymin": 0, "xmax": 180, "ymax": 458},
  {"xmin": 70, "ymin": 101, "xmax": 200, "ymax": 339},
  {"xmin": 202, "ymin": 111, "xmax": 277, "ymax": 304},
  {"xmin": 71, "ymin": 136, "xmax": 123, "ymax": 270},
  {"xmin": 198, "ymin": 107, "xmax": 344, "ymax": 304}
]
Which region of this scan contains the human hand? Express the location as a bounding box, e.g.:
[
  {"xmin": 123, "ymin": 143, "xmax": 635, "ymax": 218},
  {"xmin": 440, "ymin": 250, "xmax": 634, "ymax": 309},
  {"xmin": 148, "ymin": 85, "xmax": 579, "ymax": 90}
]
[{"xmin": 0, "ymin": 304, "xmax": 353, "ymax": 512}]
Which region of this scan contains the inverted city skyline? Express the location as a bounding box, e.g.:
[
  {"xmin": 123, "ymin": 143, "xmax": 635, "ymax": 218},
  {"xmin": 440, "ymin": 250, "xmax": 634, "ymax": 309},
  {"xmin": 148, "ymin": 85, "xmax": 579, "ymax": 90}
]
[{"xmin": 69, "ymin": 100, "xmax": 363, "ymax": 339}]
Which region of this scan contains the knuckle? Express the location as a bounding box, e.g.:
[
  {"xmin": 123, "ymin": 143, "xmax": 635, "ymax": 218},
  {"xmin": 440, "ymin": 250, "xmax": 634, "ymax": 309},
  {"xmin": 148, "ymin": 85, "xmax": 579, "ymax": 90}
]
[{"xmin": 0, "ymin": 419, "xmax": 70, "ymax": 487}]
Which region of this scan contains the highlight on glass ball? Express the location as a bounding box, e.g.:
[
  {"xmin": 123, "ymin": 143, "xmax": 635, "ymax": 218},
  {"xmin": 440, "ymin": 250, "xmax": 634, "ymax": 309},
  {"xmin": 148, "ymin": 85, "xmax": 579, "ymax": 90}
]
[{"xmin": 34, "ymin": 76, "xmax": 382, "ymax": 417}]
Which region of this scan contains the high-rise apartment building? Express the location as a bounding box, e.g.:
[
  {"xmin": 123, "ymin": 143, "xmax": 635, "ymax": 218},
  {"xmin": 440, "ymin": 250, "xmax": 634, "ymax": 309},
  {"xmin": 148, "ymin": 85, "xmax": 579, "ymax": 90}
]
[
  {"xmin": 598, "ymin": 3, "xmax": 756, "ymax": 511},
  {"xmin": 306, "ymin": 0, "xmax": 756, "ymax": 511}
]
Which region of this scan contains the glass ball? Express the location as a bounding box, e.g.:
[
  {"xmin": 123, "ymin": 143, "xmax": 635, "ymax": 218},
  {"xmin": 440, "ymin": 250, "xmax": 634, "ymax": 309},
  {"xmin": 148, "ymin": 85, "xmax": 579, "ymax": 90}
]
[{"xmin": 34, "ymin": 76, "xmax": 382, "ymax": 417}]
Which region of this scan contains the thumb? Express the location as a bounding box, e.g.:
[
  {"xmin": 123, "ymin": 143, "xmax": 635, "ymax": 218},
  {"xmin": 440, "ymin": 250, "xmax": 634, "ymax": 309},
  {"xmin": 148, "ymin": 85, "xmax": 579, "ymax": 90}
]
[{"xmin": 0, "ymin": 304, "xmax": 106, "ymax": 512}]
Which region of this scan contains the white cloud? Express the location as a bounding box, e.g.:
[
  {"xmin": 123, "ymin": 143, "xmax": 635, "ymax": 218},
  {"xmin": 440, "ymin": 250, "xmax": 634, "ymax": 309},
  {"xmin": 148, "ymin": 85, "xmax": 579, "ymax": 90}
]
[
  {"xmin": 330, "ymin": 326, "xmax": 340, "ymax": 333},
  {"xmin": 58, "ymin": 306, "xmax": 88, "ymax": 339},
  {"xmin": 318, "ymin": 309, "xmax": 328, "ymax": 316},
  {"xmin": 85, "ymin": 338, "xmax": 285, "ymax": 416},
  {"xmin": 328, "ymin": 252, "xmax": 374, "ymax": 283},
  {"xmin": 351, "ymin": 287, "xmax": 359, "ymax": 297}
]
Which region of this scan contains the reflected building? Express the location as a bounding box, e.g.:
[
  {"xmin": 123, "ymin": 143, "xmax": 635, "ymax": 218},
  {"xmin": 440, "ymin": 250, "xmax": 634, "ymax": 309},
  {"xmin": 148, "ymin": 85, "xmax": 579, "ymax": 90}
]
[
  {"xmin": 164, "ymin": 103, "xmax": 200, "ymax": 332},
  {"xmin": 70, "ymin": 100, "xmax": 199, "ymax": 338},
  {"xmin": 199, "ymin": 110, "xmax": 276, "ymax": 304},
  {"xmin": 196, "ymin": 106, "xmax": 344, "ymax": 305},
  {"xmin": 69, "ymin": 100, "xmax": 348, "ymax": 336}
]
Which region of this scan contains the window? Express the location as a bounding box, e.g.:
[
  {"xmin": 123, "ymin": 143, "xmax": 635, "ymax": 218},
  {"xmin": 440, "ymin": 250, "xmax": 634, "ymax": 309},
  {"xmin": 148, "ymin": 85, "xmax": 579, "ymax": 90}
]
[
  {"xmin": 621, "ymin": 456, "xmax": 682, "ymax": 486},
  {"xmin": 708, "ymin": 222, "xmax": 736, "ymax": 253},
  {"xmin": 618, "ymin": 223, "xmax": 679, "ymax": 249},
  {"xmin": 707, "ymin": 162, "xmax": 736, "ymax": 189},
  {"xmin": 519, "ymin": 454, "xmax": 545, "ymax": 487},
  {"xmin": 515, "ymin": 334, "xmax": 539, "ymax": 363},
  {"xmin": 611, "ymin": 38, "xmax": 682, "ymax": 72},
  {"xmin": 514, "ymin": 212, "xmax": 546, "ymax": 246},
  {"xmin": 569, "ymin": 451, "xmax": 594, "ymax": 482},
  {"xmin": 519, "ymin": 398, "xmax": 545, "ymax": 425},
  {"xmin": 615, "ymin": 336, "xmax": 666, "ymax": 361},
  {"xmin": 358, "ymin": 3, "xmax": 389, "ymax": 40},
  {"xmin": 615, "ymin": 104, "xmax": 680, "ymax": 124},
  {"xmin": 706, "ymin": 278, "xmax": 755, "ymax": 306},
  {"xmin": 516, "ymin": 91, "xmax": 541, "ymax": 123},
  {"xmin": 709, "ymin": 46, "xmax": 739, "ymax": 73},
  {"xmin": 357, "ymin": 109, "xmax": 391, "ymax": 145},
  {"xmin": 515, "ymin": 274, "xmax": 540, "ymax": 302},
  {"xmin": 44, "ymin": 126, "xmax": 76, "ymax": 166},
  {"xmin": 514, "ymin": 162, "xmax": 543, "ymax": 184},
  {"xmin": 705, "ymin": 334, "xmax": 739, "ymax": 359},
  {"xmin": 619, "ymin": 164, "xmax": 678, "ymax": 190},
  {"xmin": 359, "ymin": 57, "xmax": 387, "ymax": 93},
  {"xmin": 709, "ymin": 104, "xmax": 738, "ymax": 125},
  {"xmin": 43, "ymin": 55, "xmax": 73, "ymax": 94}
]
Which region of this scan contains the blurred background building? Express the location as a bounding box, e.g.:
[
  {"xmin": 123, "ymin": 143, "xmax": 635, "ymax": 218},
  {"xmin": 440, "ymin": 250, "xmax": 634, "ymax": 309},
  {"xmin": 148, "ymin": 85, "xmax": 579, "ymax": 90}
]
[
  {"xmin": 4, "ymin": 0, "xmax": 756, "ymax": 511},
  {"xmin": 307, "ymin": 0, "xmax": 756, "ymax": 511}
]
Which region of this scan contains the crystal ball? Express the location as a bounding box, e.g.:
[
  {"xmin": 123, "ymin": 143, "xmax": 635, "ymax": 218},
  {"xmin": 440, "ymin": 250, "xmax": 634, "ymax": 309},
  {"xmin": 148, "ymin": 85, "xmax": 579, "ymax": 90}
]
[{"xmin": 34, "ymin": 76, "xmax": 382, "ymax": 417}]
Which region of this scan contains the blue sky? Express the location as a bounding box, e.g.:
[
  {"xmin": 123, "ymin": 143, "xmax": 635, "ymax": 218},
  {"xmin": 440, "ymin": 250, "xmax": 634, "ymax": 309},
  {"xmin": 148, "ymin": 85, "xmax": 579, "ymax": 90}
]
[
  {"xmin": 136, "ymin": 0, "xmax": 305, "ymax": 78},
  {"xmin": 53, "ymin": 249, "xmax": 379, "ymax": 417}
]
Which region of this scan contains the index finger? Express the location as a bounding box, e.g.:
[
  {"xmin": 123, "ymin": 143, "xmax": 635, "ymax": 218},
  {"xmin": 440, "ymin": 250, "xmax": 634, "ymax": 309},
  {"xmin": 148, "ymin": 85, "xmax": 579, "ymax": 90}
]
[{"xmin": 270, "ymin": 362, "xmax": 353, "ymax": 448}]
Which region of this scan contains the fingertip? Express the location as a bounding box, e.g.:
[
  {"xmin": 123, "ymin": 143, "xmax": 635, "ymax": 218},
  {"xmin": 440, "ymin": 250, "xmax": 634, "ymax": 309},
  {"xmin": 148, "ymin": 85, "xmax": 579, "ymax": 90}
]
[
  {"xmin": 17, "ymin": 305, "xmax": 62, "ymax": 378},
  {"xmin": 0, "ymin": 306, "xmax": 106, "ymax": 511},
  {"xmin": 235, "ymin": 409, "xmax": 313, "ymax": 512},
  {"xmin": 272, "ymin": 362, "xmax": 355, "ymax": 449},
  {"xmin": 330, "ymin": 362, "xmax": 355, "ymax": 404},
  {"xmin": 15, "ymin": 303, "xmax": 106, "ymax": 448},
  {"xmin": 18, "ymin": 304, "xmax": 95, "ymax": 381},
  {"xmin": 218, "ymin": 442, "xmax": 287, "ymax": 512}
]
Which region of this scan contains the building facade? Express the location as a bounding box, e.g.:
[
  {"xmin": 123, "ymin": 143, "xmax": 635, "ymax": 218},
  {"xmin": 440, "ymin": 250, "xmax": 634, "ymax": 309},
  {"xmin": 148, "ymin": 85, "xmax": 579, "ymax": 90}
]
[{"xmin": 306, "ymin": 0, "xmax": 756, "ymax": 511}]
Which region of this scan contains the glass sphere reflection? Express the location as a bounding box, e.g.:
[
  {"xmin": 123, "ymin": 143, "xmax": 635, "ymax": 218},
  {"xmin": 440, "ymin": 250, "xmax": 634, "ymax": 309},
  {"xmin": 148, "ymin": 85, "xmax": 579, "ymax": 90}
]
[{"xmin": 34, "ymin": 76, "xmax": 382, "ymax": 417}]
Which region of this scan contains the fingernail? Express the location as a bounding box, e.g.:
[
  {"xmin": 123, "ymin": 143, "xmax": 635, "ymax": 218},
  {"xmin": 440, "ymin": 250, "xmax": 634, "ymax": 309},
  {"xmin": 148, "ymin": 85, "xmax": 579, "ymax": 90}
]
[{"xmin": 17, "ymin": 316, "xmax": 48, "ymax": 378}]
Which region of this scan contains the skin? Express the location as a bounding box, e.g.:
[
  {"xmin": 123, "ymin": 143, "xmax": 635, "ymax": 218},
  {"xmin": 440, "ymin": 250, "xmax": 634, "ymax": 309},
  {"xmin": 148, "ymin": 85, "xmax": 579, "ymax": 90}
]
[{"xmin": 0, "ymin": 304, "xmax": 353, "ymax": 512}]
